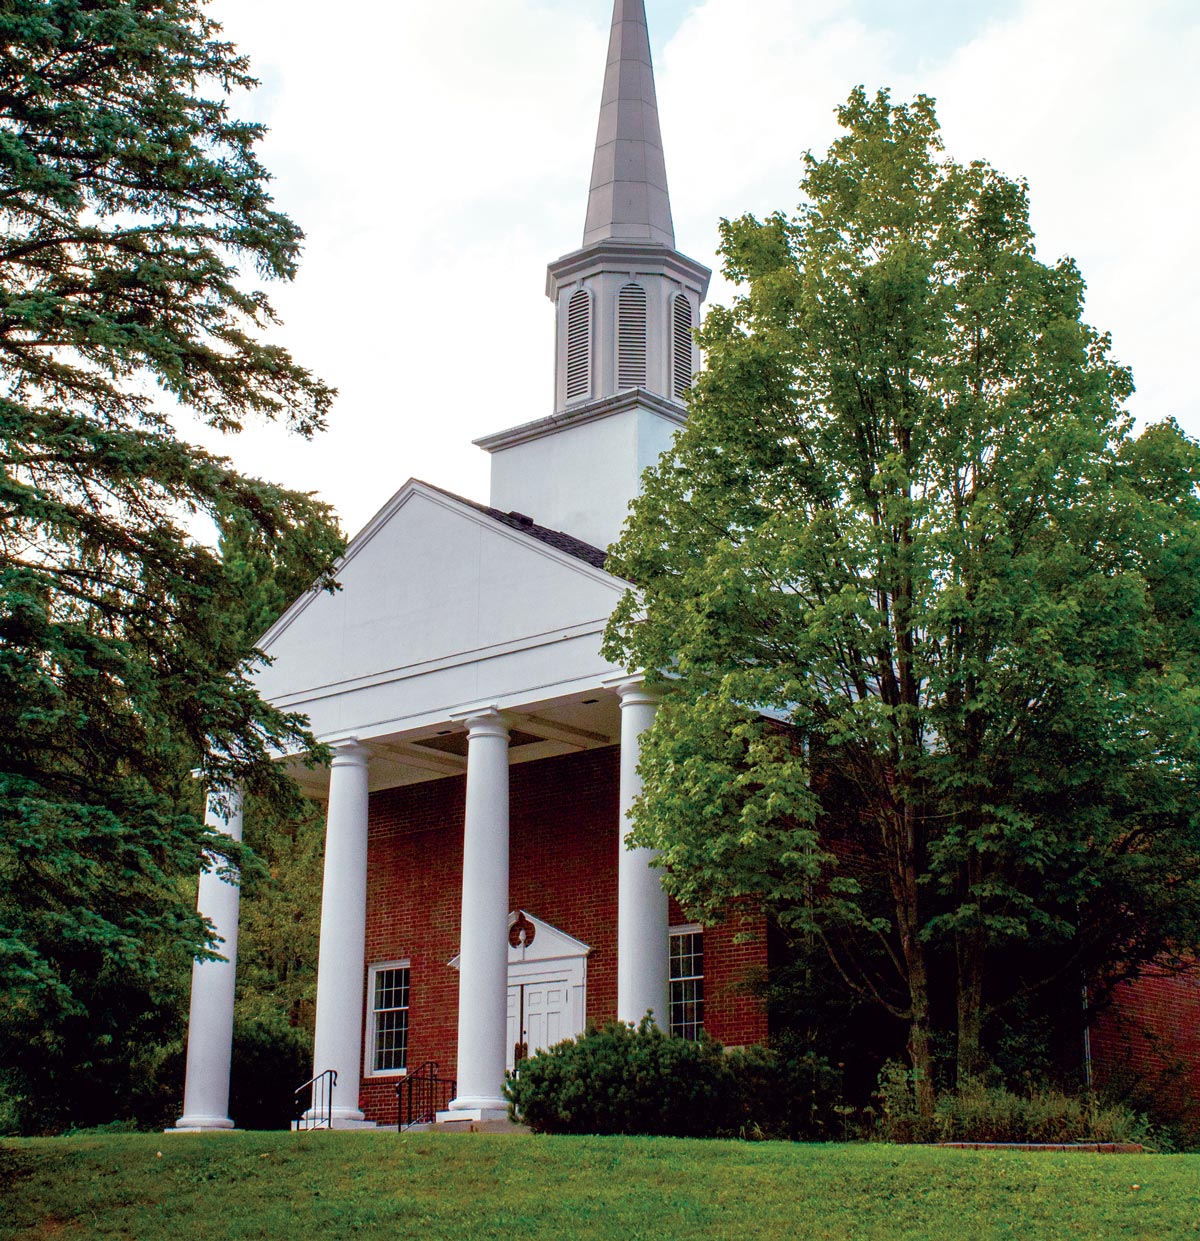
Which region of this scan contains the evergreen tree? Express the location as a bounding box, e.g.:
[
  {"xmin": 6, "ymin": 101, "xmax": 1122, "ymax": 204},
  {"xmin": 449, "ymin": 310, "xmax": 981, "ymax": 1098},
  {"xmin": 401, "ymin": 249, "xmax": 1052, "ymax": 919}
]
[
  {"xmin": 0, "ymin": 0, "xmax": 344, "ymax": 1130},
  {"xmin": 604, "ymin": 89, "xmax": 1200, "ymax": 1113}
]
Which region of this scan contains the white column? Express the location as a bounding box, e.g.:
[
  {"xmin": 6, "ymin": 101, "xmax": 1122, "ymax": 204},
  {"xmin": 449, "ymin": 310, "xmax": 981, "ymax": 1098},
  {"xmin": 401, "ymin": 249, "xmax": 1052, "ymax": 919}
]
[
  {"xmin": 448, "ymin": 710, "xmax": 511, "ymax": 1118},
  {"xmin": 310, "ymin": 742, "xmax": 371, "ymax": 1123},
  {"xmin": 175, "ymin": 788, "xmax": 244, "ymax": 1132},
  {"xmin": 614, "ymin": 679, "xmax": 669, "ymax": 1027}
]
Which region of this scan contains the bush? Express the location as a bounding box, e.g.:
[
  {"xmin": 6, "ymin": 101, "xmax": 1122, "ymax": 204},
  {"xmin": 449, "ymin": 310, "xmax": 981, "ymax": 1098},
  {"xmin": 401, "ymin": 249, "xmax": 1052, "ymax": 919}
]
[
  {"xmin": 506, "ymin": 1021, "xmax": 856, "ymax": 1140},
  {"xmin": 724, "ymin": 1044, "xmax": 852, "ymax": 1141},
  {"xmin": 0, "ymin": 1075, "xmax": 24, "ymax": 1137},
  {"xmin": 873, "ymin": 1060, "xmax": 933, "ymax": 1144},
  {"xmin": 505, "ymin": 1018, "xmax": 738, "ymax": 1137},
  {"xmin": 1096, "ymin": 1062, "xmax": 1200, "ymax": 1152},
  {"xmin": 871, "ymin": 1061, "xmax": 1153, "ymax": 1147},
  {"xmin": 934, "ymin": 1082, "xmax": 1151, "ymax": 1146}
]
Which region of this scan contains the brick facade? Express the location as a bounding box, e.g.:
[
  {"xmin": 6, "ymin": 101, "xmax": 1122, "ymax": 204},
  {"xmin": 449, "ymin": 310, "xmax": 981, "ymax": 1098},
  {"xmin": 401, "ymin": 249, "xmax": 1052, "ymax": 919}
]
[
  {"xmin": 358, "ymin": 745, "xmax": 769, "ymax": 1125},
  {"xmin": 352, "ymin": 739, "xmax": 1200, "ymax": 1126},
  {"xmin": 1090, "ymin": 968, "xmax": 1200, "ymax": 1124}
]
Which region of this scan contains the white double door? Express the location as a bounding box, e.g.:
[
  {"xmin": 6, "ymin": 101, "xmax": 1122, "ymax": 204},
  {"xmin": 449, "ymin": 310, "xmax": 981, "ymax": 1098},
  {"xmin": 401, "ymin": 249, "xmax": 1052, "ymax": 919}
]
[
  {"xmin": 497, "ymin": 912, "xmax": 589, "ymax": 1073},
  {"xmin": 505, "ymin": 962, "xmax": 585, "ymax": 1071}
]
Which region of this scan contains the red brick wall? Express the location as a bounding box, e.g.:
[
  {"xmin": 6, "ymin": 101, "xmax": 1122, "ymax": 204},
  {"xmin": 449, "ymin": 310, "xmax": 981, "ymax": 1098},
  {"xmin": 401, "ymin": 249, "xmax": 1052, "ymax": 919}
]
[
  {"xmin": 1090, "ymin": 968, "xmax": 1200, "ymax": 1122},
  {"xmin": 358, "ymin": 745, "xmax": 768, "ymax": 1124},
  {"xmin": 667, "ymin": 895, "xmax": 769, "ymax": 1050}
]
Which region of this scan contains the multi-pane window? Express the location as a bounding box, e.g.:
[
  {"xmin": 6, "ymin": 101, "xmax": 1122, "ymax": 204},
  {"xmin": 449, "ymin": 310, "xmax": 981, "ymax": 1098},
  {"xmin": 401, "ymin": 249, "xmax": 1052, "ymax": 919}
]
[
  {"xmin": 369, "ymin": 962, "xmax": 410, "ymax": 1074},
  {"xmin": 669, "ymin": 928, "xmax": 704, "ymax": 1040}
]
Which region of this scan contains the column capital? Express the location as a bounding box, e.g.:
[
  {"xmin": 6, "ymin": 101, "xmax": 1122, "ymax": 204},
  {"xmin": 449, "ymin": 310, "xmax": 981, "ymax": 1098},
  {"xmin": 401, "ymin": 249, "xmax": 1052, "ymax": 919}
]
[
  {"xmin": 450, "ymin": 706, "xmax": 511, "ymax": 742},
  {"xmin": 204, "ymin": 785, "xmax": 244, "ymax": 834},
  {"xmin": 603, "ymin": 674, "xmax": 664, "ymax": 710},
  {"xmin": 329, "ymin": 740, "xmax": 370, "ymax": 770}
]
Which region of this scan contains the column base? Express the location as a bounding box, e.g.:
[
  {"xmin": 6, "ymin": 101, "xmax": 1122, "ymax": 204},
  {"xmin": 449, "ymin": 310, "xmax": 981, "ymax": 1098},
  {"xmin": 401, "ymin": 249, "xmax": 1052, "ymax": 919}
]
[
  {"xmin": 169, "ymin": 1115, "xmax": 235, "ymax": 1132},
  {"xmin": 437, "ymin": 1106, "xmax": 510, "ymax": 1125}
]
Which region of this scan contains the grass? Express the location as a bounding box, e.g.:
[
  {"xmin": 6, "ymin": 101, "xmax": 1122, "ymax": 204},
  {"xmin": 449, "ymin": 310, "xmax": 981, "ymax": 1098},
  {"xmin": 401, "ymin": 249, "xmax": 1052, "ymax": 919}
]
[{"xmin": 0, "ymin": 1131, "xmax": 1197, "ymax": 1240}]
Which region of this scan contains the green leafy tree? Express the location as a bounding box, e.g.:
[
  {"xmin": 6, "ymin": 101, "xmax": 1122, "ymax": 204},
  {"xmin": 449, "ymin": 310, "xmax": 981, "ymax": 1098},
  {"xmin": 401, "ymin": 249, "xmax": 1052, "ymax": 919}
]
[
  {"xmin": 0, "ymin": 0, "xmax": 344, "ymax": 1130},
  {"xmin": 604, "ymin": 88, "xmax": 1200, "ymax": 1115}
]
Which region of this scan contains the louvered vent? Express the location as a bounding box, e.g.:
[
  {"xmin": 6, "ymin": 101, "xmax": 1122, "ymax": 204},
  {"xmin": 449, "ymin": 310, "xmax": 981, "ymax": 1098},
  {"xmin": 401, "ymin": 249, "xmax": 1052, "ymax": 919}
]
[
  {"xmin": 672, "ymin": 294, "xmax": 694, "ymax": 399},
  {"xmin": 617, "ymin": 283, "xmax": 647, "ymax": 390},
  {"xmin": 565, "ymin": 289, "xmax": 591, "ymax": 400}
]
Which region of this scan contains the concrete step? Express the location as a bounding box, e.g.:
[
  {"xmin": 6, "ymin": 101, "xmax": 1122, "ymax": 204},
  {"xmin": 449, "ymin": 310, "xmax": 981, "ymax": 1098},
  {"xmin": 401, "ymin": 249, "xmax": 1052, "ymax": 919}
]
[
  {"xmin": 290, "ymin": 1119, "xmax": 380, "ymax": 1132},
  {"xmin": 432, "ymin": 1117, "xmax": 527, "ymax": 1135}
]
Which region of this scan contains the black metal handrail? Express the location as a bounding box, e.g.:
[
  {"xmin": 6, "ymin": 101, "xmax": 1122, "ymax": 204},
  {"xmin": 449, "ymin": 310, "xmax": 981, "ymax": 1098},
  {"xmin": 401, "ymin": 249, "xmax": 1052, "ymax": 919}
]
[
  {"xmin": 397, "ymin": 1062, "xmax": 457, "ymax": 1130},
  {"xmin": 294, "ymin": 1068, "xmax": 338, "ymax": 1130}
]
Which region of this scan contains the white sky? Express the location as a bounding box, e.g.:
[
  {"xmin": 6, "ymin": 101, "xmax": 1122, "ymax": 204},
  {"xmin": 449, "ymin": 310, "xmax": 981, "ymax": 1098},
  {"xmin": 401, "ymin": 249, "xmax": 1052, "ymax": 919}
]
[{"xmin": 198, "ymin": 0, "xmax": 1200, "ymax": 538}]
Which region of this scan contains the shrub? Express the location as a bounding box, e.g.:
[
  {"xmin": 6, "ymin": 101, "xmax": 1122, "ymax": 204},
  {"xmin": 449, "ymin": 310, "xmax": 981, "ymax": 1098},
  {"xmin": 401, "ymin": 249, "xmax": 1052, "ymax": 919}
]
[
  {"xmin": 1097, "ymin": 1062, "xmax": 1200, "ymax": 1152},
  {"xmin": 724, "ymin": 1045, "xmax": 851, "ymax": 1141},
  {"xmin": 229, "ymin": 1016, "xmax": 313, "ymax": 1131},
  {"xmin": 934, "ymin": 1082, "xmax": 1151, "ymax": 1146},
  {"xmin": 505, "ymin": 1018, "xmax": 737, "ymax": 1137},
  {"xmin": 0, "ymin": 1075, "xmax": 24, "ymax": 1138},
  {"xmin": 870, "ymin": 1062, "xmax": 1153, "ymax": 1147},
  {"xmin": 873, "ymin": 1060, "xmax": 933, "ymax": 1144}
]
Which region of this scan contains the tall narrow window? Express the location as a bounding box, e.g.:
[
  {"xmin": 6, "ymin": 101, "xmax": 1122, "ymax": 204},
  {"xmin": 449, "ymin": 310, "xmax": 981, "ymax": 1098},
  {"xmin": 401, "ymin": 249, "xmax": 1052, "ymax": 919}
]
[
  {"xmin": 617, "ymin": 283, "xmax": 647, "ymax": 390},
  {"xmin": 669, "ymin": 928, "xmax": 704, "ymax": 1040},
  {"xmin": 672, "ymin": 293, "xmax": 694, "ymax": 399},
  {"xmin": 368, "ymin": 962, "xmax": 410, "ymax": 1074},
  {"xmin": 565, "ymin": 288, "xmax": 592, "ymax": 401}
]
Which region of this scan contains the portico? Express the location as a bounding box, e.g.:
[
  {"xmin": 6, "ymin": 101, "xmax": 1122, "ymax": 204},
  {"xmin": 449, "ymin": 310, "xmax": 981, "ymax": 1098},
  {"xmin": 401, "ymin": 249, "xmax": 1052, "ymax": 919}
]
[{"xmin": 296, "ymin": 679, "xmax": 666, "ymax": 1126}]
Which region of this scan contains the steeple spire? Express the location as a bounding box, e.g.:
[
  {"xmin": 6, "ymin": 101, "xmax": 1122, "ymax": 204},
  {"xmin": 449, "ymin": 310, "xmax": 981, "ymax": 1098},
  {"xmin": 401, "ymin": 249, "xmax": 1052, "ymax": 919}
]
[
  {"xmin": 475, "ymin": 0, "xmax": 710, "ymax": 551},
  {"xmin": 583, "ymin": 0, "xmax": 675, "ymax": 248}
]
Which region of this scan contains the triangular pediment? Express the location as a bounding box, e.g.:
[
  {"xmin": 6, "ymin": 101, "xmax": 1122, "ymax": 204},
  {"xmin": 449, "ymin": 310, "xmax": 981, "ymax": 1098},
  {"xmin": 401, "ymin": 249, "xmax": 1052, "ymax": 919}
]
[
  {"xmin": 449, "ymin": 911, "xmax": 591, "ymax": 969},
  {"xmin": 252, "ymin": 480, "xmax": 625, "ymax": 717},
  {"xmin": 506, "ymin": 910, "xmax": 591, "ymax": 965}
]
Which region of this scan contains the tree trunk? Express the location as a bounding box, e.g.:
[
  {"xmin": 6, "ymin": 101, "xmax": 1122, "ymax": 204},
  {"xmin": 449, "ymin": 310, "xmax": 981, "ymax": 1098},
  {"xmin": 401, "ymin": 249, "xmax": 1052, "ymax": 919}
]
[
  {"xmin": 905, "ymin": 939, "xmax": 937, "ymax": 1119},
  {"xmin": 893, "ymin": 802, "xmax": 936, "ymax": 1119},
  {"xmin": 956, "ymin": 925, "xmax": 985, "ymax": 1086},
  {"xmin": 955, "ymin": 721, "xmax": 987, "ymax": 1087}
]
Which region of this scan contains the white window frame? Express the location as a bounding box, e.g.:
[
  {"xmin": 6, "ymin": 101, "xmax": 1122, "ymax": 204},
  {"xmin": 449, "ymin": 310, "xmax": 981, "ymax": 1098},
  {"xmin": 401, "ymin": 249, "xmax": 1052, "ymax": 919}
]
[
  {"xmin": 366, "ymin": 959, "xmax": 411, "ymax": 1078},
  {"xmin": 669, "ymin": 924, "xmax": 704, "ymax": 1040}
]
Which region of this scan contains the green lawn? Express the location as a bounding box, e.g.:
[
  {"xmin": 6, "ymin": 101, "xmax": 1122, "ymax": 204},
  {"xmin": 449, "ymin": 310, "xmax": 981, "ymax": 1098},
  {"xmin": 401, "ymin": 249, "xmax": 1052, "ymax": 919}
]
[{"xmin": 1, "ymin": 1132, "xmax": 1197, "ymax": 1240}]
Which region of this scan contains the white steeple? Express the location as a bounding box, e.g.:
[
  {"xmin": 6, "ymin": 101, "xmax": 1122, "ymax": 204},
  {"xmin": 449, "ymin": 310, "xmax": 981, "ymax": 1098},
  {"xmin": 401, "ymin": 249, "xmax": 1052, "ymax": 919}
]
[
  {"xmin": 476, "ymin": 0, "xmax": 711, "ymax": 551},
  {"xmin": 584, "ymin": 0, "xmax": 675, "ymax": 248}
]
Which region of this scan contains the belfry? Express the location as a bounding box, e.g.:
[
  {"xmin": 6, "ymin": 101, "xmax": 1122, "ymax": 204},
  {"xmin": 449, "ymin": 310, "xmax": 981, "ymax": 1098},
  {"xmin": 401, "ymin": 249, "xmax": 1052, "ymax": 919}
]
[{"xmin": 476, "ymin": 0, "xmax": 710, "ymax": 551}]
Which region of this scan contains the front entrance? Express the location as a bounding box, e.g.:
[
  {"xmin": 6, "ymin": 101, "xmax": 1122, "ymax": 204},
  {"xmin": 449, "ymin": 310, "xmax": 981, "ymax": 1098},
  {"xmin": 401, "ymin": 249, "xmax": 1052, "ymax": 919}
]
[
  {"xmin": 504, "ymin": 911, "xmax": 589, "ymax": 1071},
  {"xmin": 507, "ymin": 976, "xmax": 574, "ymax": 1070}
]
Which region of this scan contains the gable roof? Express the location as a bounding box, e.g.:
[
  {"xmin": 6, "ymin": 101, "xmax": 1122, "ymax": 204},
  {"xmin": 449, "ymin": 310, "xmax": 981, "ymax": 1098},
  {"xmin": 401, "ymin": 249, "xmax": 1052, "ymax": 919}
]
[
  {"xmin": 419, "ymin": 481, "xmax": 608, "ymax": 570},
  {"xmin": 251, "ymin": 479, "xmax": 628, "ymax": 741}
]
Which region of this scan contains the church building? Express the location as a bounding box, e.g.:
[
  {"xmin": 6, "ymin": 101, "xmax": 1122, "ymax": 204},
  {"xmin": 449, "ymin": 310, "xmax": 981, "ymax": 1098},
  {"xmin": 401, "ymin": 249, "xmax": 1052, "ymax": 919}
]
[
  {"xmin": 176, "ymin": 0, "xmax": 766, "ymax": 1131},
  {"xmin": 173, "ymin": 0, "xmax": 1200, "ymax": 1133}
]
